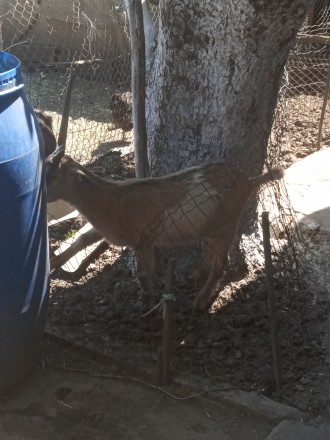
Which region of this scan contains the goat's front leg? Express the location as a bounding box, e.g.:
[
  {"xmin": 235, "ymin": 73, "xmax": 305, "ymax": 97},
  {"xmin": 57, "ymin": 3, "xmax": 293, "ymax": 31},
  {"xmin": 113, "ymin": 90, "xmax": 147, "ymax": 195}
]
[
  {"xmin": 189, "ymin": 249, "xmax": 214, "ymax": 282},
  {"xmin": 134, "ymin": 247, "xmax": 154, "ymax": 308},
  {"xmin": 50, "ymin": 227, "xmax": 103, "ymax": 270}
]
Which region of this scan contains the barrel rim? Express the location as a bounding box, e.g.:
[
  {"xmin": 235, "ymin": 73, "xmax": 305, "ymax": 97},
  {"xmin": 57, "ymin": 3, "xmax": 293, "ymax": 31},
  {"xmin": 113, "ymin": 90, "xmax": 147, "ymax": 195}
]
[{"xmin": 0, "ymin": 51, "xmax": 22, "ymax": 92}]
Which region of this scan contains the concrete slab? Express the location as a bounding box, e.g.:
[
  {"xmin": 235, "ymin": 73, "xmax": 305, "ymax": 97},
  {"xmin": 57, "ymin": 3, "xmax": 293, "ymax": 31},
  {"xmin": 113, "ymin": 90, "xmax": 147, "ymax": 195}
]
[
  {"xmin": 265, "ymin": 420, "xmax": 330, "ymax": 440},
  {"xmin": 52, "ymin": 222, "xmax": 103, "ymax": 272},
  {"xmin": 0, "ymin": 360, "xmax": 276, "ymax": 440},
  {"xmin": 282, "ymin": 147, "xmax": 330, "ymax": 295},
  {"xmin": 177, "ymin": 374, "xmax": 304, "ymax": 422},
  {"xmin": 215, "ymin": 390, "xmax": 303, "ymax": 422},
  {"xmin": 284, "ymin": 147, "xmax": 330, "ymax": 233}
]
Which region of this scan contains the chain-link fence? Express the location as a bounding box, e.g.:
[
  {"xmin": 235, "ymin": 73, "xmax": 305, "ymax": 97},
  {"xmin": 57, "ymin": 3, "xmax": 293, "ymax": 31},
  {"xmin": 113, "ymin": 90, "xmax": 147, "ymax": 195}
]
[
  {"xmin": 1, "ymin": 1, "xmax": 330, "ymax": 412},
  {"xmin": 271, "ymin": 2, "xmax": 330, "ymax": 166},
  {"xmin": 1, "ymin": 0, "xmax": 132, "ymax": 164}
]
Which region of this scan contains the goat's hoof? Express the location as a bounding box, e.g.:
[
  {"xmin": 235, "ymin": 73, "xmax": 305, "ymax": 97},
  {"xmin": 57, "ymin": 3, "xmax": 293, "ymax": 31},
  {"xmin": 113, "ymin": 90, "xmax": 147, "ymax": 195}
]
[
  {"xmin": 191, "ymin": 297, "xmax": 207, "ymax": 312},
  {"xmin": 192, "ymin": 290, "xmax": 217, "ymax": 311}
]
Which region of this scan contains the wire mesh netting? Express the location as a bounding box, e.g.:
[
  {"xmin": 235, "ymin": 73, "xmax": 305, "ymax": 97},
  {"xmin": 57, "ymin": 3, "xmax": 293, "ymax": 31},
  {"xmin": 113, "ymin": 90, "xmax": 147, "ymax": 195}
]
[
  {"xmin": 1, "ymin": 0, "xmax": 132, "ymax": 164},
  {"xmin": 275, "ymin": 3, "xmax": 330, "ymax": 162},
  {"xmin": 1, "ymin": 1, "xmax": 330, "ymax": 412}
]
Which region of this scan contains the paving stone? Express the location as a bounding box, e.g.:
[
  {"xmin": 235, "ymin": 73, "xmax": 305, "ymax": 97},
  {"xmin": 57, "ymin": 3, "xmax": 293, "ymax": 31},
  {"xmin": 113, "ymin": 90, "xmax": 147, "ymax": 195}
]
[
  {"xmin": 214, "ymin": 390, "xmax": 304, "ymax": 422},
  {"xmin": 265, "ymin": 420, "xmax": 330, "ymax": 440}
]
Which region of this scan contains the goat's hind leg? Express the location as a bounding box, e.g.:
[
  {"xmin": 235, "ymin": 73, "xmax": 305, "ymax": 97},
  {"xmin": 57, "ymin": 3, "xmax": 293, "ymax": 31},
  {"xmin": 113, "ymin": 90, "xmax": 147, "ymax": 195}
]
[
  {"xmin": 135, "ymin": 248, "xmax": 154, "ymax": 308},
  {"xmin": 192, "ymin": 238, "xmax": 232, "ymax": 311}
]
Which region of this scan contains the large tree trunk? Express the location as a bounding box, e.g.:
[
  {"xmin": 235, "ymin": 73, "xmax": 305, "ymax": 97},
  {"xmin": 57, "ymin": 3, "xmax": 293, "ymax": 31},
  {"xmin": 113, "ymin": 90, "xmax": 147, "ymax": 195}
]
[
  {"xmin": 146, "ymin": 0, "xmax": 311, "ymax": 177},
  {"xmin": 143, "ymin": 0, "xmax": 312, "ymax": 277}
]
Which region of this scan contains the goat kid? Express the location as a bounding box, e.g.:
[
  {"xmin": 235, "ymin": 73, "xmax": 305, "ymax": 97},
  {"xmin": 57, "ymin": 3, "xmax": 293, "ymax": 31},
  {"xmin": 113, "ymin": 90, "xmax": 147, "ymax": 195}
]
[{"xmin": 46, "ymin": 146, "xmax": 283, "ymax": 311}]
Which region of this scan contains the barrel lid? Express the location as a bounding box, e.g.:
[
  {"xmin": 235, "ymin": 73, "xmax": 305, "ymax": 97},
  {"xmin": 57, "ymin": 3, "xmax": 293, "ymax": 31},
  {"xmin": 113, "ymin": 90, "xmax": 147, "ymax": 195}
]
[{"xmin": 0, "ymin": 52, "xmax": 23, "ymax": 94}]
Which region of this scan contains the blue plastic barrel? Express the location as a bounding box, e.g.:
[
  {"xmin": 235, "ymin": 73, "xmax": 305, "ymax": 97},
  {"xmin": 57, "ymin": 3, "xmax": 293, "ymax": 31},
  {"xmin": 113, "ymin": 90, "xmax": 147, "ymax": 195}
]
[{"xmin": 0, "ymin": 52, "xmax": 49, "ymax": 390}]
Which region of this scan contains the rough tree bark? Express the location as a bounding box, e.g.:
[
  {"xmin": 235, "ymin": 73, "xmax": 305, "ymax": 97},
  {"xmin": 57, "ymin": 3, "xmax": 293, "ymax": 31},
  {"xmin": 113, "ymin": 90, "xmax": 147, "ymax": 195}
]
[
  {"xmin": 141, "ymin": 0, "xmax": 313, "ymax": 275},
  {"xmin": 146, "ymin": 0, "xmax": 312, "ymax": 178}
]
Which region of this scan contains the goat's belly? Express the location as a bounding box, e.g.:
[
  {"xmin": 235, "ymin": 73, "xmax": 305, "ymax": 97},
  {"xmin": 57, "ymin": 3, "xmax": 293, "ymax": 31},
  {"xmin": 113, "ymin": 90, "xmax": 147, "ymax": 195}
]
[
  {"xmin": 104, "ymin": 233, "xmax": 133, "ymax": 248},
  {"xmin": 83, "ymin": 217, "xmax": 134, "ymax": 249},
  {"xmin": 150, "ymin": 200, "xmax": 218, "ymax": 247}
]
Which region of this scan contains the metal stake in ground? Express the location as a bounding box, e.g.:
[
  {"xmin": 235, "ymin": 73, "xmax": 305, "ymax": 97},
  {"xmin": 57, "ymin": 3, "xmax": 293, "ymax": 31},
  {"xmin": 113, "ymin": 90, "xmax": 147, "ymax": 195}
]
[
  {"xmin": 162, "ymin": 258, "xmax": 176, "ymax": 387},
  {"xmin": 262, "ymin": 211, "xmax": 283, "ymax": 396},
  {"xmin": 317, "ymin": 49, "xmax": 330, "ymax": 151}
]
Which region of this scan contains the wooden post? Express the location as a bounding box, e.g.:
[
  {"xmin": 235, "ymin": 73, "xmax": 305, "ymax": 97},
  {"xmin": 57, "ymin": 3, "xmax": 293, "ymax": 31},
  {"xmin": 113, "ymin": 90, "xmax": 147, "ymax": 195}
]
[
  {"xmin": 57, "ymin": 73, "xmax": 75, "ymax": 150},
  {"xmin": 262, "ymin": 212, "xmax": 282, "ymax": 396},
  {"xmin": 317, "ymin": 50, "xmax": 330, "ymax": 151},
  {"xmin": 162, "ymin": 258, "xmax": 176, "ymax": 386},
  {"xmin": 125, "ymin": 0, "xmax": 150, "ymax": 178},
  {"xmin": 155, "ymin": 347, "xmax": 163, "ymax": 386}
]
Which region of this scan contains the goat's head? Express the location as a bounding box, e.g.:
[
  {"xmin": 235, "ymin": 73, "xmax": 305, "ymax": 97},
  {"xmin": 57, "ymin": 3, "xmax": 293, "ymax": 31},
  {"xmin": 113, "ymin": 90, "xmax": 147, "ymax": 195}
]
[
  {"xmin": 35, "ymin": 110, "xmax": 53, "ymax": 130},
  {"xmin": 35, "ymin": 110, "xmax": 57, "ymax": 157},
  {"xmin": 46, "ymin": 146, "xmax": 86, "ymax": 203}
]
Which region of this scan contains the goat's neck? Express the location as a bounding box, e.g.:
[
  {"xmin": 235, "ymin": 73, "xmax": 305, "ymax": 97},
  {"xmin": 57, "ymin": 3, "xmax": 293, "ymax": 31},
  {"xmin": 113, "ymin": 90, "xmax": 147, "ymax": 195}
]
[{"xmin": 68, "ymin": 170, "xmax": 118, "ymax": 224}]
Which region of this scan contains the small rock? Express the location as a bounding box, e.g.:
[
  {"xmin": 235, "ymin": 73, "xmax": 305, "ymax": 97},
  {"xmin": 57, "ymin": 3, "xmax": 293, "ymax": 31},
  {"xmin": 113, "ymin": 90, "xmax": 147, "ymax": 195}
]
[
  {"xmin": 224, "ymin": 357, "xmax": 235, "ymax": 367},
  {"xmin": 94, "ymin": 307, "xmax": 107, "ymax": 317},
  {"xmin": 173, "ymin": 312, "xmax": 185, "ymax": 322},
  {"xmin": 300, "ymin": 376, "xmax": 311, "ymax": 385},
  {"xmin": 105, "ymin": 311, "xmax": 115, "ymax": 320},
  {"xmin": 86, "ymin": 314, "xmax": 97, "ymax": 322},
  {"xmin": 234, "ymin": 350, "xmax": 242, "ymax": 360}
]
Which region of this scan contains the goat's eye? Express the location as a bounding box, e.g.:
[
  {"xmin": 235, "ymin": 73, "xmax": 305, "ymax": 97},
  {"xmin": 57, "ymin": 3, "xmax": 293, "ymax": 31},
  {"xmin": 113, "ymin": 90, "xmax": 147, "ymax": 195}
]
[{"xmin": 74, "ymin": 171, "xmax": 84, "ymax": 182}]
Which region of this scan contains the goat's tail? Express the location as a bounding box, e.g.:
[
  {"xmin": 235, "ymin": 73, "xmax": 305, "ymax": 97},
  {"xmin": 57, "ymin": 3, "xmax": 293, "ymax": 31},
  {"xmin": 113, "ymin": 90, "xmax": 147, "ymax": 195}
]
[{"xmin": 249, "ymin": 167, "xmax": 284, "ymax": 189}]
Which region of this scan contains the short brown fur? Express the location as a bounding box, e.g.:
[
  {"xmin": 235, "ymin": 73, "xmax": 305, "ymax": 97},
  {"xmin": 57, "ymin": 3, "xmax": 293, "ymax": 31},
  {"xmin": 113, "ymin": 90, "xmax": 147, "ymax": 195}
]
[{"xmin": 46, "ymin": 148, "xmax": 283, "ymax": 310}]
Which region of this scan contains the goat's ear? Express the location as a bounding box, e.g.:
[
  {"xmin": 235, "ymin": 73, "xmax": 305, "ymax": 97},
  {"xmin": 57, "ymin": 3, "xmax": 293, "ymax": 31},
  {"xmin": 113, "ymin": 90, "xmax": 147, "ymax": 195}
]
[
  {"xmin": 47, "ymin": 145, "xmax": 65, "ymax": 167},
  {"xmin": 72, "ymin": 169, "xmax": 85, "ymax": 182}
]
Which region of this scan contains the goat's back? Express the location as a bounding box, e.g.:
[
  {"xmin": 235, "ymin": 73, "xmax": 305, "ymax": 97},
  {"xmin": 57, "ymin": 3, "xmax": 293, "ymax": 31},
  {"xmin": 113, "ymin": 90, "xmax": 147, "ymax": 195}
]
[
  {"xmin": 79, "ymin": 163, "xmax": 253, "ymax": 249},
  {"xmin": 134, "ymin": 164, "xmax": 252, "ymax": 248},
  {"xmin": 47, "ymin": 153, "xmax": 282, "ymax": 251}
]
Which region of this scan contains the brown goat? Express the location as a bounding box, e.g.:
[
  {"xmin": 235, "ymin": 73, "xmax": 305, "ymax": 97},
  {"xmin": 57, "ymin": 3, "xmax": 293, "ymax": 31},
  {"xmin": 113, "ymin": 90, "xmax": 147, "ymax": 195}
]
[{"xmin": 46, "ymin": 146, "xmax": 283, "ymax": 310}]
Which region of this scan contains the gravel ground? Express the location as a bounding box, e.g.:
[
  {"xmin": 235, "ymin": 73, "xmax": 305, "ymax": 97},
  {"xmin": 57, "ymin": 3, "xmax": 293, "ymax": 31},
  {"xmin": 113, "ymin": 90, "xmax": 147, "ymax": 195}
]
[{"xmin": 48, "ymin": 91, "xmax": 330, "ymax": 416}]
